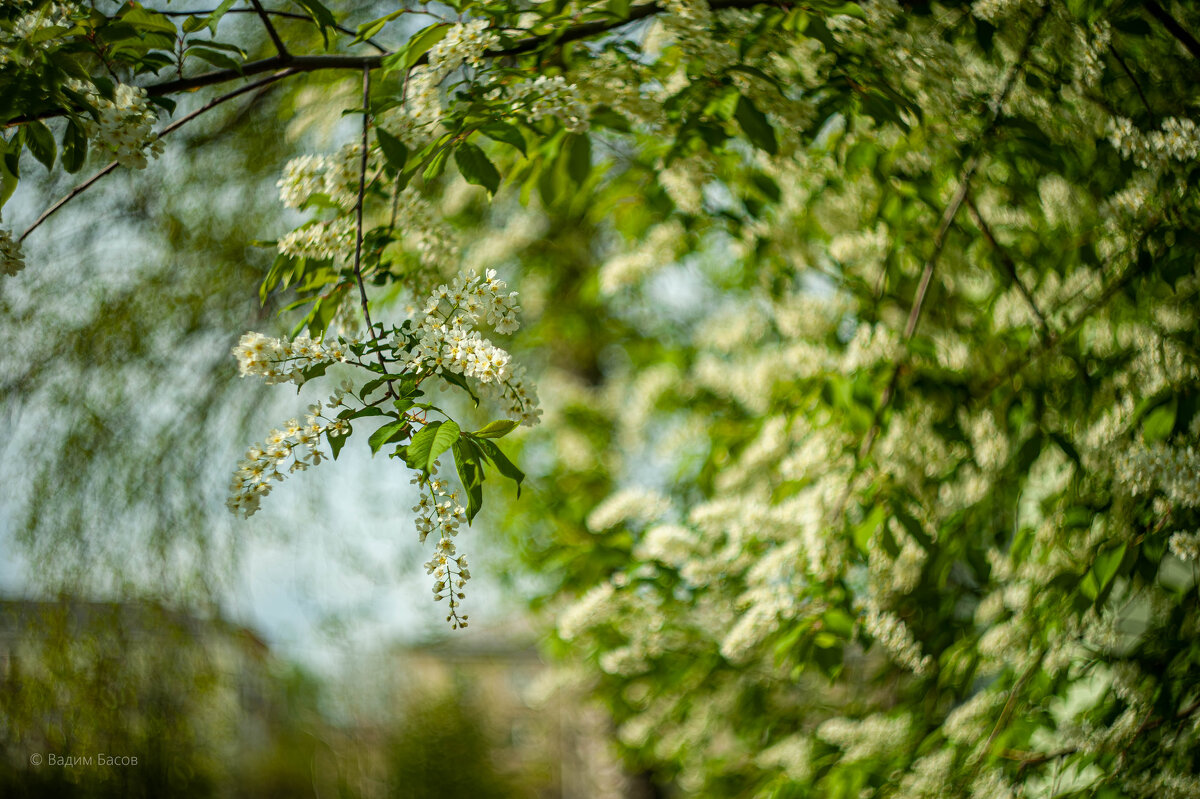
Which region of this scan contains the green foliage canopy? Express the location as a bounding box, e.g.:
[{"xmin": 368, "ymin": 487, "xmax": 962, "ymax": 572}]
[{"xmin": 4, "ymin": 0, "xmax": 1200, "ymax": 796}]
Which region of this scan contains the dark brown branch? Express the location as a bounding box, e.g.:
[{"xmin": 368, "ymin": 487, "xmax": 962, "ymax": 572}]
[
  {"xmin": 8, "ymin": 0, "xmax": 788, "ymax": 126},
  {"xmin": 965, "ymin": 193, "xmax": 1051, "ymax": 336},
  {"xmin": 350, "ymin": 67, "xmax": 395, "ymax": 398},
  {"xmin": 1109, "ymin": 44, "xmax": 1152, "ymax": 114},
  {"xmin": 1144, "ymin": 0, "xmax": 1200, "ymax": 62},
  {"xmin": 248, "ymin": 0, "xmax": 290, "ymax": 58},
  {"xmin": 20, "ymin": 69, "xmax": 296, "ymax": 244},
  {"xmin": 973, "ymin": 232, "xmax": 1151, "ymax": 403},
  {"xmin": 828, "ymin": 7, "xmax": 1050, "ymax": 525},
  {"xmin": 852, "ymin": 7, "xmax": 1049, "ymax": 463}
]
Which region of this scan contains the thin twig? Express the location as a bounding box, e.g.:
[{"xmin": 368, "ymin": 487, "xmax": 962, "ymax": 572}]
[
  {"xmin": 1143, "ymin": 0, "xmax": 1200, "ymax": 62},
  {"xmin": 1109, "ymin": 44, "xmax": 1151, "ymax": 115},
  {"xmin": 1010, "ymin": 695, "xmax": 1200, "ymax": 772},
  {"xmin": 984, "ymin": 649, "xmax": 1046, "ymax": 756},
  {"xmin": 350, "ymin": 67, "xmax": 395, "ymax": 398},
  {"xmin": 248, "ymin": 0, "xmax": 290, "ymax": 58},
  {"xmin": 972, "ymin": 215, "xmax": 1161, "ymax": 403},
  {"xmin": 965, "ymin": 192, "xmax": 1051, "ymax": 335},
  {"xmin": 20, "ymin": 69, "xmax": 296, "ymax": 244}
]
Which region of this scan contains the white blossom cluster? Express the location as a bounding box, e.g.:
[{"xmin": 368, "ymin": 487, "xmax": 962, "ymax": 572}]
[
  {"xmin": 507, "ymin": 76, "xmax": 590, "ymax": 133},
  {"xmin": 815, "ymin": 713, "xmax": 911, "ymax": 763},
  {"xmin": 1115, "ymin": 440, "xmax": 1200, "ymax": 508},
  {"xmin": 93, "ymin": 83, "xmax": 162, "ymax": 169},
  {"xmin": 400, "ymin": 270, "xmax": 542, "ymax": 426},
  {"xmin": 586, "ymin": 488, "xmax": 671, "ymax": 532},
  {"xmin": 0, "ymin": 228, "xmax": 24, "ymax": 277},
  {"xmin": 427, "ymin": 19, "xmax": 497, "ymax": 74},
  {"xmin": 1168, "ymin": 530, "xmax": 1200, "ymax": 562},
  {"xmin": 1108, "ymin": 116, "xmax": 1200, "ymax": 169},
  {"xmin": 1, "ymin": 3, "xmax": 76, "ymax": 66},
  {"xmin": 60, "ymin": 80, "xmax": 163, "ymax": 170},
  {"xmin": 276, "ymin": 143, "xmax": 365, "ymax": 211},
  {"xmin": 232, "ymin": 330, "xmax": 352, "ymax": 386},
  {"xmin": 413, "ymin": 467, "xmax": 472, "ymax": 628},
  {"xmin": 227, "ymin": 395, "xmax": 350, "ymax": 518},
  {"xmin": 859, "ymin": 598, "xmax": 934, "ymax": 676},
  {"xmin": 277, "ymin": 217, "xmax": 355, "ymax": 261}
]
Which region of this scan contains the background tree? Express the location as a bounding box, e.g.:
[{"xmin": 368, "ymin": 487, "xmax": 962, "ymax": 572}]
[{"xmin": 4, "ymin": 0, "xmax": 1200, "ymax": 797}]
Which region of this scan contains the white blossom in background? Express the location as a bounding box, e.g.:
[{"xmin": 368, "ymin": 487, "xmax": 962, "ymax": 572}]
[
  {"xmin": 859, "ymin": 599, "xmax": 934, "ymax": 676},
  {"xmin": 1115, "ymin": 440, "xmax": 1200, "ymax": 507},
  {"xmin": 1108, "ymin": 116, "xmax": 1200, "ymax": 169},
  {"xmin": 598, "ymin": 219, "xmax": 685, "ymax": 295},
  {"xmin": 755, "ymin": 734, "xmax": 814, "ymax": 782},
  {"xmin": 586, "ymin": 487, "xmax": 671, "ymax": 532},
  {"xmin": 427, "ymin": 18, "xmax": 498, "ymax": 74},
  {"xmin": 1169, "ymin": 530, "xmax": 1200, "ymax": 562},
  {"xmin": 277, "ymin": 217, "xmax": 355, "ymax": 261},
  {"xmin": 815, "ymin": 714, "xmax": 911, "ymax": 763},
  {"xmin": 2, "ymin": 3, "xmax": 76, "ymax": 65},
  {"xmin": 507, "ymin": 76, "xmax": 590, "ymax": 133}
]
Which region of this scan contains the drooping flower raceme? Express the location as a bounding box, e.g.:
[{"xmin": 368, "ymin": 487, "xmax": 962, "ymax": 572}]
[{"xmin": 229, "ymin": 270, "xmax": 539, "ymax": 626}]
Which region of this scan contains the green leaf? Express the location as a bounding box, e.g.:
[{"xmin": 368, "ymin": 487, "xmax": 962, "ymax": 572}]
[
  {"xmin": 192, "ymin": 0, "xmax": 236, "ymax": 35},
  {"xmin": 439, "ymin": 369, "xmax": 480, "ymax": 407},
  {"xmin": 375, "ymin": 128, "xmax": 409, "ymax": 174},
  {"xmin": 480, "ymin": 122, "xmax": 526, "ymax": 155},
  {"xmin": 187, "ymin": 47, "xmax": 243, "ymax": 72},
  {"xmin": 383, "ymin": 23, "xmax": 451, "ymax": 73},
  {"xmin": 427, "ymin": 419, "xmax": 460, "ymax": 467},
  {"xmin": 453, "ymin": 439, "xmax": 485, "ymax": 523},
  {"xmin": 0, "ymin": 153, "xmax": 17, "ymax": 212},
  {"xmin": 455, "ymin": 141, "xmax": 501, "ymax": 195},
  {"xmin": 120, "ymin": 7, "xmax": 178, "ymax": 34},
  {"xmin": 25, "ymin": 121, "xmax": 56, "ymax": 169},
  {"xmin": 422, "ymin": 146, "xmax": 450, "ymax": 182},
  {"xmin": 328, "ymin": 426, "xmax": 350, "ymax": 460},
  {"xmin": 565, "ymin": 133, "xmax": 591, "ymax": 186},
  {"xmin": 1093, "ymin": 543, "xmax": 1126, "ymax": 593},
  {"xmin": 473, "ymin": 437, "xmax": 524, "ymax": 496},
  {"xmin": 369, "ymin": 419, "xmax": 411, "ymax": 455},
  {"xmin": 289, "ymin": 0, "xmax": 337, "ymax": 46},
  {"xmin": 472, "ymin": 419, "xmax": 519, "ymax": 439},
  {"xmin": 61, "ymin": 118, "xmax": 88, "ymax": 174},
  {"xmin": 406, "ymin": 420, "xmax": 460, "ymax": 471},
  {"xmin": 1143, "ymin": 399, "xmax": 1177, "ymax": 445},
  {"xmin": 734, "ymin": 94, "xmax": 778, "ymax": 155}
]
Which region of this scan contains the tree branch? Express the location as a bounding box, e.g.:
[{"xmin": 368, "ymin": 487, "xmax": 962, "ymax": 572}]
[
  {"xmin": 851, "ymin": 7, "xmax": 1049, "ymax": 464},
  {"xmin": 20, "ymin": 69, "xmax": 296, "ymax": 244},
  {"xmin": 350, "ymin": 67, "xmax": 395, "ymax": 397},
  {"xmin": 8, "ymin": 0, "xmax": 789, "ymax": 125},
  {"xmin": 965, "ymin": 192, "xmax": 1051, "ymax": 336},
  {"xmin": 248, "ymin": 0, "xmax": 290, "ymax": 58},
  {"xmin": 827, "ymin": 7, "xmax": 1049, "ymax": 525},
  {"xmin": 1144, "ymin": 0, "xmax": 1200, "ymax": 62}
]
